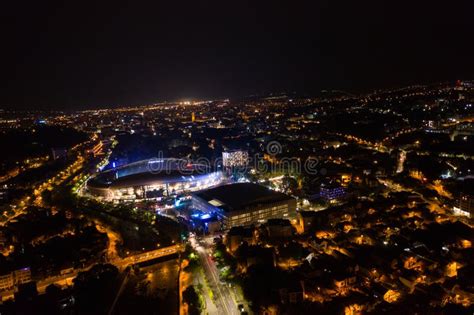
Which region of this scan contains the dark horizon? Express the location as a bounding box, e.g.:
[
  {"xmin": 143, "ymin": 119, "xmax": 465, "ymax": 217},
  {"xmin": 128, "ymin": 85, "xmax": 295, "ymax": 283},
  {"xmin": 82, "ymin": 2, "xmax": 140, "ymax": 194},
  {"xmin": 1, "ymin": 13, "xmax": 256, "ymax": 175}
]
[{"xmin": 2, "ymin": 1, "xmax": 474, "ymax": 110}]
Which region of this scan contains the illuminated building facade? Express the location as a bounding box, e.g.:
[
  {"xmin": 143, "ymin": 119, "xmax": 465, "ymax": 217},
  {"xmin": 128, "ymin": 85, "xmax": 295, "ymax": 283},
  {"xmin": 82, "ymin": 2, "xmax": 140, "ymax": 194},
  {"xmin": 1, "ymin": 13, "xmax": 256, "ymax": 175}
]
[
  {"xmin": 320, "ymin": 183, "xmax": 346, "ymax": 202},
  {"xmin": 222, "ymin": 150, "xmax": 249, "ymax": 168},
  {"xmin": 0, "ymin": 268, "xmax": 32, "ymax": 291},
  {"xmin": 453, "ymin": 193, "xmax": 474, "ymax": 218},
  {"xmin": 192, "ymin": 183, "xmax": 296, "ymax": 229}
]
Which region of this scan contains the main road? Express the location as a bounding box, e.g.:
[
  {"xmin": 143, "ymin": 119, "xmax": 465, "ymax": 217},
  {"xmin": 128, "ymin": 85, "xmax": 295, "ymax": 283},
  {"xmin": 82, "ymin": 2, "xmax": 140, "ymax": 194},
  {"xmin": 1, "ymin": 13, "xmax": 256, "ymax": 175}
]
[{"xmin": 190, "ymin": 235, "xmax": 240, "ymax": 315}]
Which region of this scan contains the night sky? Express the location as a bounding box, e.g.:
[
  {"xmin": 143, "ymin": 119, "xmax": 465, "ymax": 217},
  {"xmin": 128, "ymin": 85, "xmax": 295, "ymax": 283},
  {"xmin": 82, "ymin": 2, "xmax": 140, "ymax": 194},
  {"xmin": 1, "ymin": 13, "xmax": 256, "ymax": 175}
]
[{"xmin": 2, "ymin": 1, "xmax": 474, "ymax": 109}]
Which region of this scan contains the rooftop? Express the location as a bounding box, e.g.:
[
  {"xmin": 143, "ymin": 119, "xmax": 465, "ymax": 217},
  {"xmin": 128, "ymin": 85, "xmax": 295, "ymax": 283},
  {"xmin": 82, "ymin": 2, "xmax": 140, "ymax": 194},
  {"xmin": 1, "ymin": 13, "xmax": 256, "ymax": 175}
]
[{"xmin": 194, "ymin": 183, "xmax": 294, "ymax": 213}]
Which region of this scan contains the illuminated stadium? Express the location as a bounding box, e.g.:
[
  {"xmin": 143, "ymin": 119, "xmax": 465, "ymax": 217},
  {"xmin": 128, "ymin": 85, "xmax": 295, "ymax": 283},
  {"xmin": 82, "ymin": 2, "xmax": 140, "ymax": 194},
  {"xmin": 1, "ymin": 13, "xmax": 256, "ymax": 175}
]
[{"xmin": 86, "ymin": 158, "xmax": 223, "ymax": 201}]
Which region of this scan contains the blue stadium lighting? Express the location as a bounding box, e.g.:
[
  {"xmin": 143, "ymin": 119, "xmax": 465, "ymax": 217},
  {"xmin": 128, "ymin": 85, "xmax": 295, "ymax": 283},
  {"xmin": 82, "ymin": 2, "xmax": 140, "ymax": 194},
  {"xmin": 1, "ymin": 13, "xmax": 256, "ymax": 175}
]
[{"xmin": 190, "ymin": 213, "xmax": 212, "ymax": 220}]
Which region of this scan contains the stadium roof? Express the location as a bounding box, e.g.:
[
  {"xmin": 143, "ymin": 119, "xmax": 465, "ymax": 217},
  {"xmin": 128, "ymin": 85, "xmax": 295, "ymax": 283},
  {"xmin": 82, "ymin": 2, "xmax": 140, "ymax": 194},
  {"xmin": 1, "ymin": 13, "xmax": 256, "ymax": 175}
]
[{"xmin": 87, "ymin": 158, "xmax": 216, "ymax": 189}]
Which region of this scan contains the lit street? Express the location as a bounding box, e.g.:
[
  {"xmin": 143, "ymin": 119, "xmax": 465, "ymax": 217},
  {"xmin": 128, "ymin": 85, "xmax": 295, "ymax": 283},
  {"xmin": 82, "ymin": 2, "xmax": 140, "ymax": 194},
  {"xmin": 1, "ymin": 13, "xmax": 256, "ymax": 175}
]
[{"xmin": 190, "ymin": 235, "xmax": 242, "ymax": 315}]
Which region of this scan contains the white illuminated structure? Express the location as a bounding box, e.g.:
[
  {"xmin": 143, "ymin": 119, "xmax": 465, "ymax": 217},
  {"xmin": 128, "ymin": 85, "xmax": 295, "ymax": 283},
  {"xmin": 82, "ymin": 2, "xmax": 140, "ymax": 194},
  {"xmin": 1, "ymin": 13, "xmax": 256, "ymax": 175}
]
[
  {"xmin": 222, "ymin": 150, "xmax": 249, "ymax": 168},
  {"xmin": 87, "ymin": 158, "xmax": 223, "ymax": 201}
]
